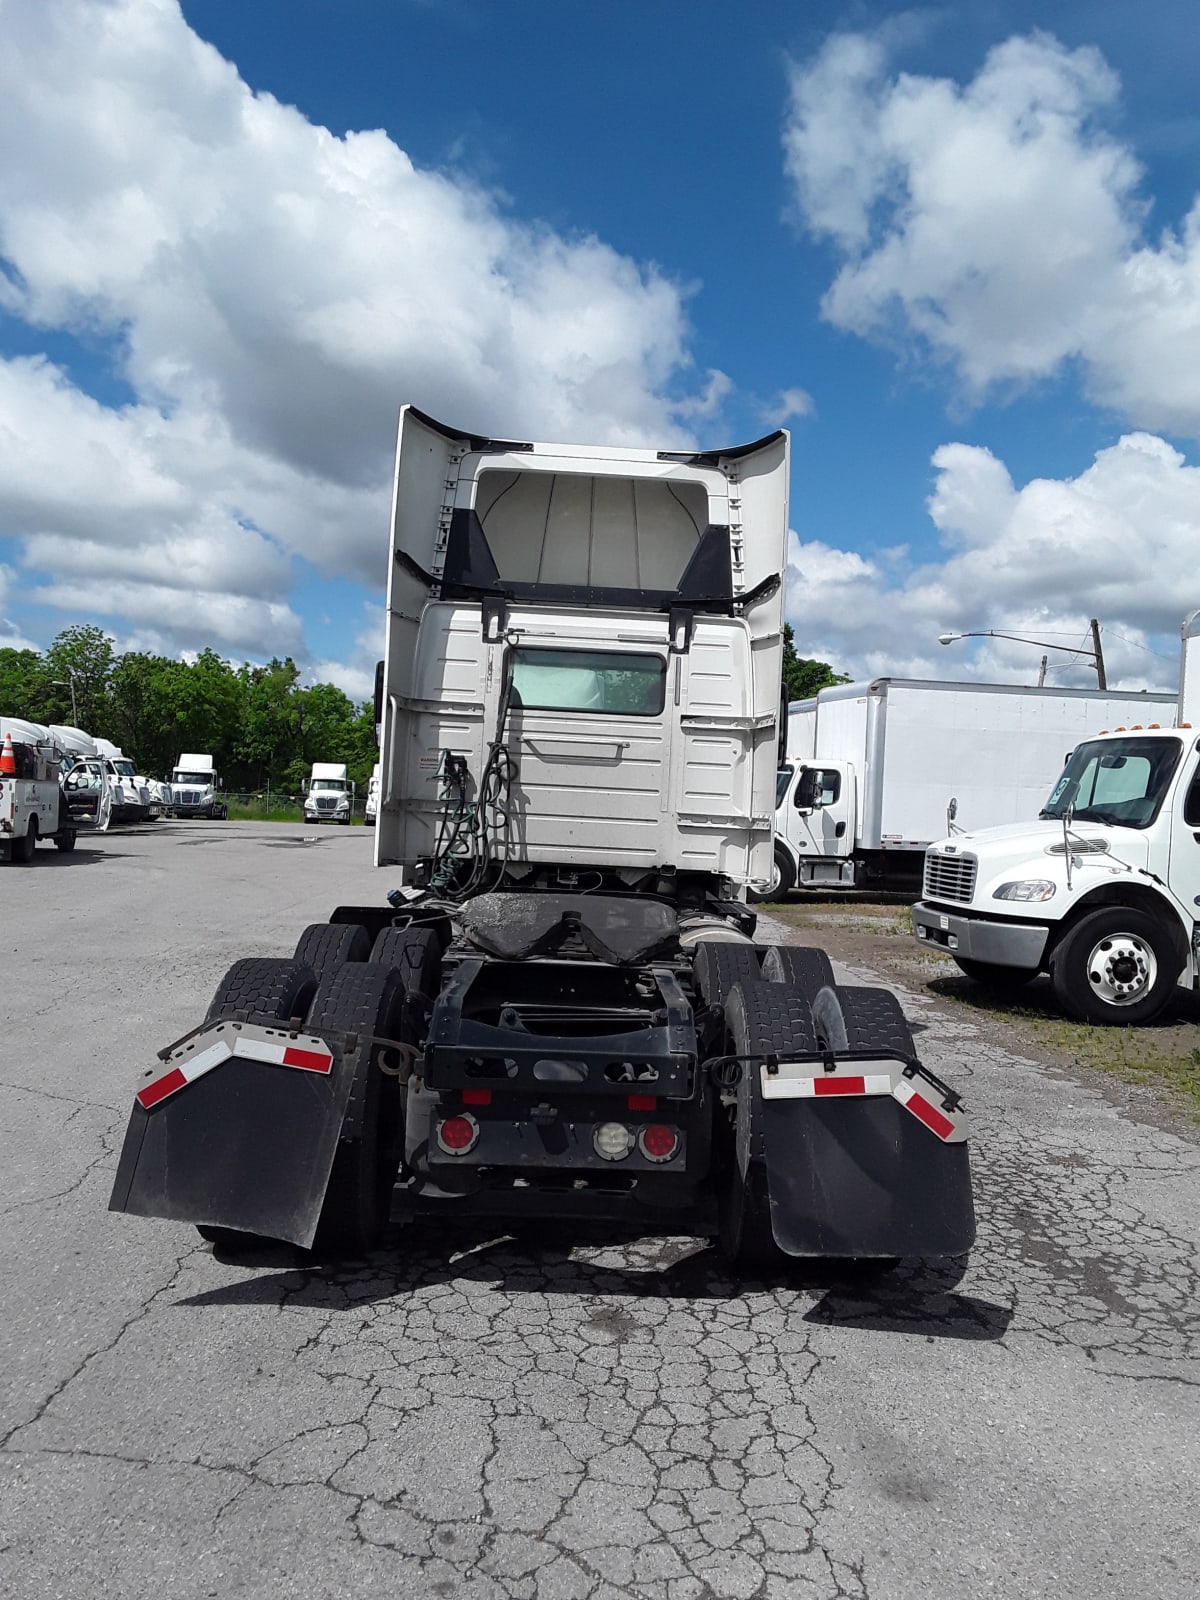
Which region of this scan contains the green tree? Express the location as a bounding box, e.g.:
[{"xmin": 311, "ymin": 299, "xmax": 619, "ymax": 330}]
[
  {"xmin": 236, "ymin": 657, "xmax": 300, "ymax": 790},
  {"xmin": 782, "ymin": 623, "xmax": 849, "ymax": 702},
  {"xmin": 0, "ymin": 648, "xmax": 51, "ymax": 721},
  {"xmin": 44, "ymin": 624, "xmax": 115, "ymax": 733}
]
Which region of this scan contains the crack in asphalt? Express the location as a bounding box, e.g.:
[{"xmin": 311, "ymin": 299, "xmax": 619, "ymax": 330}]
[{"xmin": 3, "ymin": 917, "xmax": 1198, "ymax": 1598}]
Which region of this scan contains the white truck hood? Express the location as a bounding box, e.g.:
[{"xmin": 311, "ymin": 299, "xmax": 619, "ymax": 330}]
[{"xmin": 926, "ymin": 819, "xmax": 1149, "ymax": 903}]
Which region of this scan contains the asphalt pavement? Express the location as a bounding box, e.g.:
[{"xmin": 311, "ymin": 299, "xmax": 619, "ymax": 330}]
[{"xmin": 1, "ymin": 821, "xmax": 1197, "ymax": 1598}]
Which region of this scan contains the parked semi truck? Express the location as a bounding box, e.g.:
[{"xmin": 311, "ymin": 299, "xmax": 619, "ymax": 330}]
[
  {"xmin": 768, "ymin": 677, "xmax": 1176, "ymax": 896},
  {"xmin": 914, "ymin": 609, "xmax": 1200, "ymax": 1025},
  {"xmin": 169, "ymin": 753, "xmax": 227, "ymax": 819},
  {"xmin": 94, "ymin": 737, "xmax": 153, "ymax": 823},
  {"xmin": 111, "ymin": 407, "xmax": 975, "ymax": 1269},
  {"xmin": 304, "ymin": 762, "xmax": 353, "ymax": 825}
]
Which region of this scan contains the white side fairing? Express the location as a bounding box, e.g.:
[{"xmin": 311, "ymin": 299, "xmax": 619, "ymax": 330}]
[{"xmin": 377, "ymin": 409, "xmax": 788, "ymax": 888}]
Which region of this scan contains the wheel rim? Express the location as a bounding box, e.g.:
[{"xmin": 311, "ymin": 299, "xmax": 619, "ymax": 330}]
[{"xmin": 1084, "ymin": 931, "xmax": 1157, "ymax": 1007}]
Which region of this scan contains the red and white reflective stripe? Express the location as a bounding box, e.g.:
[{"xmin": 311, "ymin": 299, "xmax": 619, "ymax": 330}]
[
  {"xmin": 893, "ymin": 1077, "xmax": 958, "ymax": 1141},
  {"xmin": 762, "ymin": 1072, "xmax": 892, "ymax": 1101},
  {"xmin": 135, "ymin": 1028, "xmax": 334, "ymax": 1110},
  {"xmin": 229, "ymin": 1036, "xmax": 333, "ymax": 1074}
]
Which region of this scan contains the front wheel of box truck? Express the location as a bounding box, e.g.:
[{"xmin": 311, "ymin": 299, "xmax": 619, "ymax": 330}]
[
  {"xmin": 1050, "ymin": 906, "xmax": 1181, "ymax": 1025},
  {"xmin": 748, "ymin": 842, "xmax": 795, "ymax": 903}
]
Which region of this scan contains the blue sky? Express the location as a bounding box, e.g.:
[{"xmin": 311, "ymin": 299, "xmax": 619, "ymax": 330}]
[{"xmin": 1, "ymin": 0, "xmax": 1198, "ymax": 700}]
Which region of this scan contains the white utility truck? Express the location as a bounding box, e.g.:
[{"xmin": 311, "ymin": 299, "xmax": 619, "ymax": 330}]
[
  {"xmin": 363, "ymin": 761, "xmax": 381, "ymax": 827},
  {"xmin": 304, "ymin": 762, "xmax": 354, "ymax": 825},
  {"xmin": 95, "ymin": 737, "xmax": 153, "ymax": 824},
  {"xmin": 914, "ymin": 609, "xmax": 1200, "ymax": 1025},
  {"xmin": 169, "ymin": 753, "xmax": 227, "ymax": 820},
  {"xmin": 1, "ymin": 717, "xmax": 82, "ymax": 860},
  {"xmin": 111, "ymin": 406, "xmax": 975, "ymax": 1271},
  {"xmin": 769, "ymin": 677, "xmax": 1176, "ymax": 896}
]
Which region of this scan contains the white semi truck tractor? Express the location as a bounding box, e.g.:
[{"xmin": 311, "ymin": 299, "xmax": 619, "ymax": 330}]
[
  {"xmin": 111, "ymin": 407, "xmax": 975, "ymax": 1269},
  {"xmin": 303, "ymin": 762, "xmax": 353, "ymax": 825},
  {"xmin": 914, "ymin": 608, "xmax": 1200, "ymax": 1025},
  {"xmin": 169, "ymin": 753, "xmax": 227, "ymax": 819}
]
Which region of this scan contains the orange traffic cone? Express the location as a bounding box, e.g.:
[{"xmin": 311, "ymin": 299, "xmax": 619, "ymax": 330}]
[{"xmin": 0, "ymin": 733, "xmax": 14, "ymax": 775}]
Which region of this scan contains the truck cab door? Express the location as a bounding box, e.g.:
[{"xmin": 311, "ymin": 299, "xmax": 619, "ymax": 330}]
[
  {"xmin": 791, "ymin": 760, "xmax": 854, "ymax": 859},
  {"xmin": 1168, "ymin": 741, "xmax": 1200, "ymax": 938}
]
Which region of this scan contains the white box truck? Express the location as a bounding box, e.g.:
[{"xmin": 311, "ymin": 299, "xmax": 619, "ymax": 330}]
[
  {"xmin": 111, "ymin": 406, "xmax": 975, "ymax": 1272},
  {"xmin": 768, "ymin": 677, "xmax": 1176, "ymax": 897},
  {"xmin": 304, "ymin": 762, "xmax": 353, "ymax": 825},
  {"xmin": 169, "ymin": 754, "xmax": 227, "ymax": 820},
  {"xmin": 913, "ymin": 609, "xmax": 1200, "ymax": 1025}
]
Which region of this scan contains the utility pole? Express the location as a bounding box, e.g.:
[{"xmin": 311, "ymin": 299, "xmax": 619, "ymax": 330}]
[{"xmin": 1089, "ymin": 619, "xmax": 1107, "ymax": 689}]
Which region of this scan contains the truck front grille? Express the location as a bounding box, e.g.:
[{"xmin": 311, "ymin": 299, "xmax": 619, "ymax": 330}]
[{"xmin": 923, "ymin": 849, "xmax": 977, "ymax": 903}]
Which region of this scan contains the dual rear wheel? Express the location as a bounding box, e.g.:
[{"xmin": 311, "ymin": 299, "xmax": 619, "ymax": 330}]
[
  {"xmin": 198, "ymin": 922, "xmax": 442, "ymax": 1255},
  {"xmin": 695, "ymin": 939, "xmax": 913, "ymax": 1276}
]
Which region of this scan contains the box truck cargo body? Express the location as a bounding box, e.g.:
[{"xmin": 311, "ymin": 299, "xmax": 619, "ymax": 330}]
[{"xmin": 771, "ymin": 677, "xmax": 1176, "ymax": 894}]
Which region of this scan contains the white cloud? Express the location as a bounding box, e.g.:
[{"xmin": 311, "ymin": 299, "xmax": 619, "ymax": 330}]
[
  {"xmin": 783, "ymin": 31, "xmax": 1200, "ymax": 434},
  {"xmin": 0, "ymin": 563, "xmax": 39, "ymax": 651},
  {"xmin": 0, "ymin": 0, "xmax": 710, "ymax": 667},
  {"xmin": 786, "ymin": 432, "xmax": 1200, "ymax": 691}
]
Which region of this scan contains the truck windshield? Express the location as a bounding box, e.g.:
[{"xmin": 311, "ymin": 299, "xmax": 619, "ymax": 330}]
[
  {"xmin": 509, "ymin": 648, "xmax": 666, "ymax": 716},
  {"xmin": 1040, "ymin": 736, "xmax": 1182, "ymax": 828},
  {"xmin": 174, "ymin": 772, "xmax": 211, "ymax": 785},
  {"xmin": 113, "ymin": 760, "xmax": 136, "ymax": 778},
  {"xmin": 311, "ymin": 779, "xmax": 347, "ymax": 791},
  {"xmin": 776, "ymin": 766, "xmax": 793, "ymax": 808}
]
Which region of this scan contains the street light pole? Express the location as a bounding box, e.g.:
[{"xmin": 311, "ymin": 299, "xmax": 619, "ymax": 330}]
[
  {"xmin": 938, "ymin": 622, "xmax": 1106, "ymax": 690},
  {"xmin": 52, "ymin": 675, "xmax": 79, "ymax": 725}
]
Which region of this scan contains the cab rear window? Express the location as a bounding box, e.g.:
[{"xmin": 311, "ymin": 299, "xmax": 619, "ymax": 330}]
[{"xmin": 509, "ymin": 648, "xmax": 666, "ymax": 716}]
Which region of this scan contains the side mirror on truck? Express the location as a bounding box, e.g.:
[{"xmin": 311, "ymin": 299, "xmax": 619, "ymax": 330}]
[{"xmin": 794, "ymin": 767, "xmax": 824, "ymax": 810}]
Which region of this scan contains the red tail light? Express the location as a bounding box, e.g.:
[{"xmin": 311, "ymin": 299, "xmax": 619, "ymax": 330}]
[
  {"xmin": 437, "ymin": 1114, "xmax": 479, "ymax": 1154},
  {"xmin": 638, "ymin": 1124, "xmax": 679, "ymax": 1162}
]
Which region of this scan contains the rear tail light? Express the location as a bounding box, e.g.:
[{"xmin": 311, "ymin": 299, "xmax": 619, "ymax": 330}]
[
  {"xmin": 437, "ymin": 1114, "xmax": 479, "ymax": 1154},
  {"xmin": 637, "ymin": 1124, "xmax": 680, "ymax": 1163}
]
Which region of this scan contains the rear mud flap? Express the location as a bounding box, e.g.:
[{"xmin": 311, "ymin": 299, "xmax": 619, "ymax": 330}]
[
  {"xmin": 109, "ymin": 1046, "xmax": 353, "ymax": 1249},
  {"xmin": 760, "ymin": 1097, "xmax": 975, "ymax": 1258}
]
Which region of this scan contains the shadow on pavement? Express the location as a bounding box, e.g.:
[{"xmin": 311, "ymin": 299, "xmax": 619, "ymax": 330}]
[{"xmin": 176, "ymin": 1223, "xmax": 1011, "ymax": 1340}]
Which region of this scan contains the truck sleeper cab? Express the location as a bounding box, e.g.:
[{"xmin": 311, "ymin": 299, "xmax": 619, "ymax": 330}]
[{"xmin": 110, "ymin": 408, "xmax": 975, "ymax": 1272}]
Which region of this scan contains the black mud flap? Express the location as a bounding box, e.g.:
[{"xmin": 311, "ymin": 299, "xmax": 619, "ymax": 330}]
[
  {"xmin": 109, "ymin": 1041, "xmax": 354, "ymax": 1249},
  {"xmin": 760, "ymin": 1096, "xmax": 976, "ymax": 1258}
]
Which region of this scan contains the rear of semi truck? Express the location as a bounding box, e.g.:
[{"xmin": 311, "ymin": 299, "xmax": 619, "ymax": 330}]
[{"xmin": 111, "ymin": 406, "xmax": 974, "ymax": 1270}]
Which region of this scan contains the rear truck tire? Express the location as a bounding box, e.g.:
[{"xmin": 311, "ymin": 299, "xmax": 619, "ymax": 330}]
[
  {"xmin": 195, "ymin": 959, "xmax": 321, "ymax": 1251},
  {"xmin": 369, "ymin": 925, "xmax": 442, "ymax": 997},
  {"xmin": 308, "ymin": 964, "xmax": 408, "ymax": 1255},
  {"xmin": 749, "ymin": 843, "xmax": 795, "ymax": 903},
  {"xmin": 693, "ymin": 940, "xmax": 763, "ymax": 1010},
  {"xmin": 953, "ymin": 956, "xmax": 1038, "ymax": 989},
  {"xmin": 1050, "ymin": 906, "xmax": 1182, "ymax": 1025},
  {"xmin": 205, "ymin": 957, "xmax": 319, "ymax": 1026},
  {"xmin": 761, "ymin": 943, "xmax": 835, "ymax": 1000},
  {"xmin": 53, "ymin": 829, "xmax": 77, "ymax": 852},
  {"xmin": 809, "ymin": 982, "xmax": 915, "ymax": 1059},
  {"xmin": 718, "ymin": 979, "xmax": 818, "ymax": 1274},
  {"xmin": 293, "ymin": 921, "xmax": 372, "ymax": 978},
  {"xmin": 14, "ymin": 818, "xmax": 37, "ymax": 863}
]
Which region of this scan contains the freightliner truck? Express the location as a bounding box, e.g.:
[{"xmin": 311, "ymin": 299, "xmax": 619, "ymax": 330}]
[
  {"xmin": 914, "ymin": 608, "xmax": 1200, "ymax": 1025},
  {"xmin": 110, "ymin": 407, "xmax": 975, "ymax": 1269}
]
